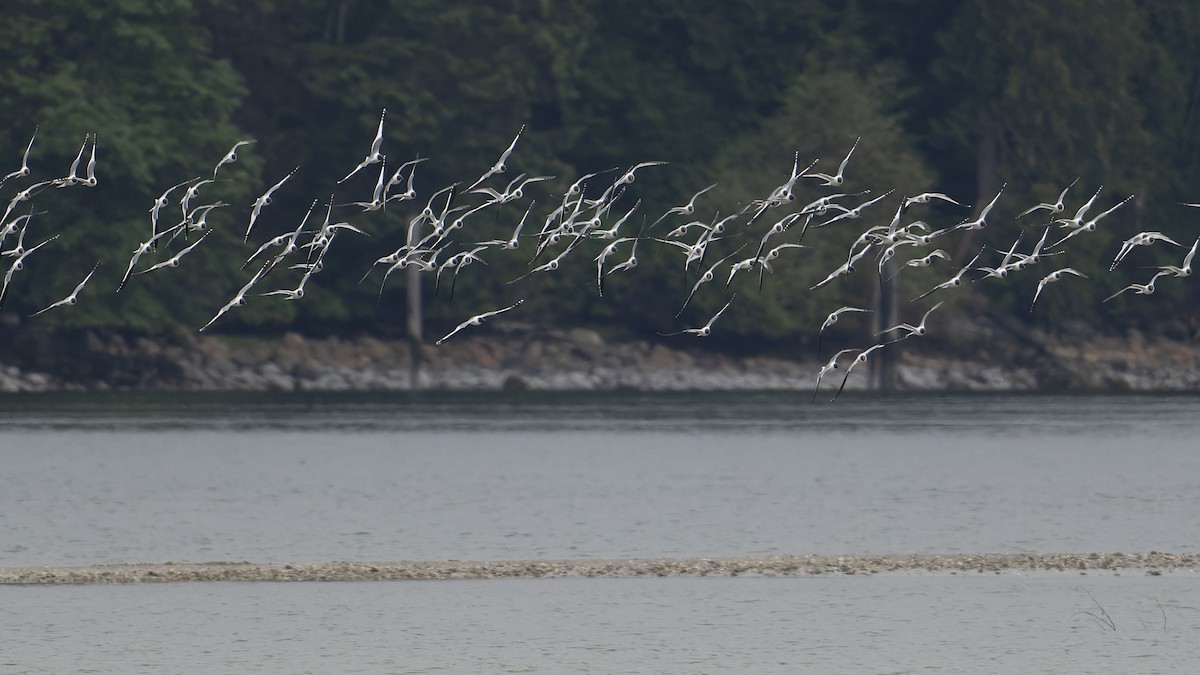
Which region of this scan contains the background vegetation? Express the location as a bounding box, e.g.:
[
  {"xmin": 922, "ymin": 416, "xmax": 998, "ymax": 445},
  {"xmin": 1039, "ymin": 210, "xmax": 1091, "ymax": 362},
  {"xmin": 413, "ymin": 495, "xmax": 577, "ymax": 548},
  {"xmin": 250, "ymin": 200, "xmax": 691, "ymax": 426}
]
[{"xmin": 2, "ymin": 0, "xmax": 1198, "ymax": 350}]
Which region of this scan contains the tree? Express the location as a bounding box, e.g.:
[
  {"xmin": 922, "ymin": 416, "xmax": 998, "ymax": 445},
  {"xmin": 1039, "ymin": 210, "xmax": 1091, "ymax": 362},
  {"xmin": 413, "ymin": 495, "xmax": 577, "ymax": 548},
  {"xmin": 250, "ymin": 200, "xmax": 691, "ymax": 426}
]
[
  {"xmin": 0, "ymin": 0, "xmax": 259, "ymax": 331},
  {"xmin": 930, "ymin": 0, "xmax": 1194, "ymax": 325}
]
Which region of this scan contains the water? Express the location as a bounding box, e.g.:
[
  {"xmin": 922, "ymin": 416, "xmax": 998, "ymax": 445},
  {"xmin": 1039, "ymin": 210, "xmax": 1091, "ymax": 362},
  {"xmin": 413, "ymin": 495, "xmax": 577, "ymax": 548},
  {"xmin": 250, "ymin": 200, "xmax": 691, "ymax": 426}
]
[
  {"xmin": 2, "ymin": 390, "xmax": 1199, "ymax": 672},
  {"xmin": 4, "ymin": 573, "xmax": 1199, "ymax": 673},
  {"xmin": 2, "ymin": 391, "xmax": 1197, "ymax": 565}
]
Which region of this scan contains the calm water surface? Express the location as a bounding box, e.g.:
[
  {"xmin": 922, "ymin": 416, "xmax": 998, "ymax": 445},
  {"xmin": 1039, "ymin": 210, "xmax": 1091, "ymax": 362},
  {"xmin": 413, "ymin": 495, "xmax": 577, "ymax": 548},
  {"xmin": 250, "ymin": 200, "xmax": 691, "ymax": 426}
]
[
  {"xmin": 4, "ymin": 573, "xmax": 1199, "ymax": 674},
  {"xmin": 2, "ymin": 390, "xmax": 1199, "ymax": 672},
  {"xmin": 1, "ymin": 391, "xmax": 1197, "ymax": 565}
]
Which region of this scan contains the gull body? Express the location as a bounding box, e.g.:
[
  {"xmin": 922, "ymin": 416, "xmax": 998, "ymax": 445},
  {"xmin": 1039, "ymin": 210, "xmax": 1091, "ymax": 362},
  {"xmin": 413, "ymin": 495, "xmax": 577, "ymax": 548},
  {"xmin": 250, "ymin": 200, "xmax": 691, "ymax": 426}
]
[
  {"xmin": 213, "ymin": 140, "xmax": 255, "ymax": 179},
  {"xmin": 1154, "ymin": 237, "xmax": 1198, "ymax": 279},
  {"xmin": 436, "ymin": 299, "xmax": 525, "ymax": 345},
  {"xmin": 338, "ymin": 108, "xmax": 386, "ymax": 184},
  {"xmin": 809, "ymin": 136, "xmax": 860, "ymax": 187},
  {"xmin": 378, "ymin": 248, "xmax": 444, "ymax": 300},
  {"xmin": 185, "ymin": 202, "xmax": 229, "ymax": 232},
  {"xmin": 385, "ymin": 157, "xmax": 429, "ymax": 204},
  {"xmin": 135, "ymin": 232, "xmax": 210, "ymax": 276},
  {"xmin": 950, "ymin": 183, "xmax": 1005, "ymax": 233},
  {"xmin": 246, "ymin": 167, "xmax": 299, "ymax": 242},
  {"xmin": 903, "ymin": 224, "xmax": 952, "ymax": 247},
  {"xmin": 1, "ymin": 127, "xmax": 37, "ymax": 185},
  {"xmin": 244, "ymin": 232, "xmax": 293, "ymax": 270},
  {"xmin": 760, "ymin": 242, "xmax": 807, "ymax": 267},
  {"xmin": 912, "ymin": 250, "xmax": 983, "ymax": 301},
  {"xmin": 757, "ymin": 242, "xmax": 808, "ymax": 289},
  {"xmin": 591, "ymin": 199, "xmax": 640, "ymax": 241},
  {"xmin": 659, "ymin": 295, "xmax": 735, "ymax": 337},
  {"xmin": 507, "ymin": 174, "xmax": 555, "ymax": 202},
  {"xmin": 262, "ymin": 243, "xmax": 327, "ymax": 301},
  {"xmin": 605, "ymin": 236, "xmax": 642, "ymax": 276},
  {"xmin": 435, "ymin": 245, "xmax": 490, "ymax": 300},
  {"xmin": 810, "ymin": 245, "xmax": 873, "ymax": 291},
  {"xmin": 508, "ymin": 233, "xmax": 587, "ymax": 284},
  {"xmin": 1029, "ymin": 267, "xmax": 1087, "ymax": 312},
  {"xmin": 816, "ymin": 306, "xmax": 871, "ymax": 359},
  {"xmin": 973, "ymin": 235, "xmax": 1024, "ymax": 281},
  {"xmin": 813, "ymin": 348, "xmax": 857, "ymax": 402},
  {"xmin": 471, "ymin": 172, "xmax": 526, "ymax": 204},
  {"xmin": 1053, "ymin": 185, "xmax": 1103, "ymax": 230},
  {"xmin": 593, "ymin": 236, "xmax": 636, "ymax": 297},
  {"xmin": 1110, "ymin": 232, "xmax": 1181, "ymax": 271},
  {"xmin": 903, "ymin": 192, "xmax": 966, "ymax": 210},
  {"xmin": 0, "ymin": 208, "xmax": 44, "ymax": 249},
  {"xmin": 652, "ymin": 182, "xmax": 718, "ymax": 228},
  {"xmin": 0, "ymin": 215, "xmax": 35, "ymax": 258},
  {"xmin": 876, "ymin": 239, "xmax": 919, "ymax": 282},
  {"xmin": 2, "ymin": 179, "xmax": 55, "ymax": 224},
  {"xmin": 1009, "ymin": 226, "xmax": 1054, "ymax": 271},
  {"xmin": 179, "ymin": 179, "xmax": 217, "ymax": 222},
  {"xmin": 199, "ymin": 262, "xmax": 272, "ymax": 332},
  {"xmin": 54, "ymin": 135, "xmax": 90, "ymax": 187},
  {"xmin": 420, "ymin": 182, "xmax": 459, "ymax": 230},
  {"xmin": 615, "ymin": 161, "xmax": 668, "ymax": 187},
  {"xmin": 816, "ymin": 189, "xmax": 895, "ymax": 228},
  {"xmin": 259, "ymin": 273, "xmax": 310, "ymax": 301},
  {"xmin": 1049, "ymin": 194, "xmax": 1134, "ymax": 250},
  {"xmin": 1104, "ymin": 272, "xmax": 1168, "ymax": 302},
  {"xmin": 677, "ymin": 246, "xmax": 745, "ymax": 316},
  {"xmin": 753, "ymin": 212, "xmax": 804, "ymax": 261},
  {"xmin": 466, "ymin": 124, "xmax": 525, "ymax": 192},
  {"xmin": 1018, "ymin": 177, "xmax": 1079, "ymax": 218},
  {"xmin": 595, "ymin": 161, "xmax": 668, "ymax": 204},
  {"xmin": 343, "ymin": 161, "xmax": 389, "ymax": 212},
  {"xmin": 0, "ymin": 235, "xmax": 58, "ymax": 309},
  {"xmin": 879, "ymin": 301, "xmax": 944, "ymax": 343},
  {"xmin": 832, "ymin": 343, "xmax": 885, "ymax": 402},
  {"xmin": 261, "ymin": 199, "xmax": 320, "ymax": 275},
  {"xmin": 799, "ymin": 190, "xmax": 870, "ymax": 217},
  {"xmin": 724, "ymin": 256, "xmax": 758, "ymax": 289},
  {"xmin": 82, "ymin": 137, "xmax": 98, "ymax": 187},
  {"xmin": 776, "ymin": 155, "xmax": 819, "ymax": 203},
  {"xmin": 565, "ymin": 167, "xmax": 618, "ymax": 199},
  {"xmin": 118, "ymin": 224, "xmax": 184, "ymax": 292},
  {"xmin": 476, "ymin": 201, "xmax": 537, "ymax": 251},
  {"xmin": 151, "ymin": 177, "xmax": 200, "ymax": 240},
  {"xmin": 744, "ymin": 156, "xmax": 819, "ymax": 222},
  {"xmin": 820, "ymin": 306, "xmax": 872, "ymax": 333},
  {"xmin": 904, "ymin": 249, "xmax": 950, "ymax": 268},
  {"xmin": 30, "ymin": 261, "xmax": 100, "ymax": 317}
]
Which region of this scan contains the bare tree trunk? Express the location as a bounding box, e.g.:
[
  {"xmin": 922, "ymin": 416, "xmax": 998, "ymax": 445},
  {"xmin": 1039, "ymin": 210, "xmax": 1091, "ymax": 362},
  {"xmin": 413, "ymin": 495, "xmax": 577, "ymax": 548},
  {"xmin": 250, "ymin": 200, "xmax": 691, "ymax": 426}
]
[
  {"xmin": 323, "ymin": 0, "xmax": 350, "ymax": 44},
  {"xmin": 406, "ymin": 220, "xmax": 423, "ymax": 389},
  {"xmin": 334, "ymin": 0, "xmax": 349, "ymax": 44},
  {"xmin": 955, "ymin": 104, "xmax": 1001, "ymax": 262},
  {"xmin": 1183, "ymin": 69, "xmax": 1200, "ymax": 174},
  {"xmin": 870, "ymin": 255, "xmax": 899, "ymax": 392}
]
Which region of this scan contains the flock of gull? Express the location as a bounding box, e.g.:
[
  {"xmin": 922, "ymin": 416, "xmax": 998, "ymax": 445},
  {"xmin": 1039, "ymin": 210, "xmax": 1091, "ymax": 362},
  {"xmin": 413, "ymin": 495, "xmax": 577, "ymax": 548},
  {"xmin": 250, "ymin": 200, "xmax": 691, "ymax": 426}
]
[{"xmin": 1, "ymin": 112, "xmax": 1197, "ymax": 400}]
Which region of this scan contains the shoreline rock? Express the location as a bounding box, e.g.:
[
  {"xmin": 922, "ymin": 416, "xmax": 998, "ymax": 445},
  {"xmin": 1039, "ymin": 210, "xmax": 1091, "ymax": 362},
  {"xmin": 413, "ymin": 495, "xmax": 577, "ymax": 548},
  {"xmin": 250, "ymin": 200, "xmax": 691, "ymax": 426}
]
[
  {"xmin": 2, "ymin": 552, "xmax": 1196, "ymax": 585},
  {"xmin": 0, "ymin": 320, "xmax": 1196, "ymax": 393}
]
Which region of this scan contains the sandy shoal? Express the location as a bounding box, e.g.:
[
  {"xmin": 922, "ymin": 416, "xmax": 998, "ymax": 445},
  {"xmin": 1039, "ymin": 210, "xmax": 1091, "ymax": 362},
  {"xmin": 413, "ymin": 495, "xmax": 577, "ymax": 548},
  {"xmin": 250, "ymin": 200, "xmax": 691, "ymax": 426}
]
[{"xmin": 2, "ymin": 552, "xmax": 1198, "ymax": 585}]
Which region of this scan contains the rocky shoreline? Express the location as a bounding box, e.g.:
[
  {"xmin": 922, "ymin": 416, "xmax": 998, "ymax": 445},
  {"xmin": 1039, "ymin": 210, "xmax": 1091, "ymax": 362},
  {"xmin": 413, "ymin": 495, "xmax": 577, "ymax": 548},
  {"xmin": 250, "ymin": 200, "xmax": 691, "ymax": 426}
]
[
  {"xmin": 0, "ymin": 316, "xmax": 1197, "ymax": 393},
  {"xmin": 2, "ymin": 552, "xmax": 1196, "ymax": 585}
]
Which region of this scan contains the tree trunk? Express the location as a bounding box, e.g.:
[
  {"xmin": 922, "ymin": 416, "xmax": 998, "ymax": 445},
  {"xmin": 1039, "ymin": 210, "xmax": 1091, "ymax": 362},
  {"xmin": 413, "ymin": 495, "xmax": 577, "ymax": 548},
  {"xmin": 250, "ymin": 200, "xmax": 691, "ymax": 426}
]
[
  {"xmin": 955, "ymin": 104, "xmax": 1001, "ymax": 262},
  {"xmin": 334, "ymin": 0, "xmax": 349, "ymax": 44},
  {"xmin": 406, "ymin": 219, "xmax": 423, "ymax": 389},
  {"xmin": 871, "ymin": 254, "xmax": 899, "ymax": 392}
]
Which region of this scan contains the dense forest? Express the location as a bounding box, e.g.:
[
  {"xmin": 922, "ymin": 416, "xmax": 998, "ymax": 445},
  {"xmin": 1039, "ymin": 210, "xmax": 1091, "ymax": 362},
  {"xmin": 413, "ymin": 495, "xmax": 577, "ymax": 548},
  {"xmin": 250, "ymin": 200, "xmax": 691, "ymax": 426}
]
[{"xmin": 2, "ymin": 0, "xmax": 1199, "ymax": 352}]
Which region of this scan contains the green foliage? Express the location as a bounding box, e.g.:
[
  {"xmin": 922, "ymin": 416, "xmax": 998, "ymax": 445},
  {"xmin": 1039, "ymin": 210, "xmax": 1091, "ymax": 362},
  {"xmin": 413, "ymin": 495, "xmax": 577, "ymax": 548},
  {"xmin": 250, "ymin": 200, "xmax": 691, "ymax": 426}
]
[
  {"xmin": 0, "ymin": 0, "xmax": 258, "ymax": 330},
  {"xmin": 1, "ymin": 0, "xmax": 1199, "ymax": 346}
]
